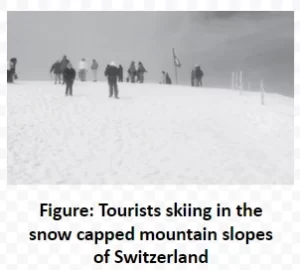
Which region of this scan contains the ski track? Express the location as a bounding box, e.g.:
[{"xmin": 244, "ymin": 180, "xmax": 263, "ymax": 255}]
[{"xmin": 8, "ymin": 81, "xmax": 293, "ymax": 184}]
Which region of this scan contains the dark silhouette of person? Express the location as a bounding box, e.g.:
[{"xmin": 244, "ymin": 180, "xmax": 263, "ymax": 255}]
[
  {"xmin": 105, "ymin": 61, "xmax": 120, "ymax": 99},
  {"xmin": 128, "ymin": 61, "xmax": 137, "ymax": 83},
  {"xmin": 63, "ymin": 63, "xmax": 76, "ymax": 96},
  {"xmin": 194, "ymin": 65, "xmax": 204, "ymax": 87},
  {"xmin": 60, "ymin": 55, "xmax": 70, "ymax": 84},
  {"xmin": 50, "ymin": 60, "xmax": 62, "ymax": 84},
  {"xmin": 137, "ymin": 62, "xmax": 147, "ymax": 83},
  {"xmin": 7, "ymin": 58, "xmax": 17, "ymax": 83}
]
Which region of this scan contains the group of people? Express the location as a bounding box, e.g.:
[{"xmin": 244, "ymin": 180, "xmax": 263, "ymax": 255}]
[
  {"xmin": 127, "ymin": 61, "xmax": 147, "ymax": 83},
  {"xmin": 7, "ymin": 58, "xmax": 18, "ymax": 83},
  {"xmin": 50, "ymin": 56, "xmax": 100, "ymax": 84},
  {"xmin": 9, "ymin": 54, "xmax": 204, "ymax": 99}
]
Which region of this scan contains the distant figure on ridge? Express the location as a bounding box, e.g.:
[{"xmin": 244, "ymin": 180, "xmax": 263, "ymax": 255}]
[
  {"xmin": 63, "ymin": 63, "xmax": 76, "ymax": 96},
  {"xmin": 161, "ymin": 71, "xmax": 171, "ymax": 84},
  {"xmin": 60, "ymin": 55, "xmax": 70, "ymax": 84},
  {"xmin": 78, "ymin": 58, "xmax": 88, "ymax": 81},
  {"xmin": 7, "ymin": 58, "xmax": 18, "ymax": 83},
  {"xmin": 166, "ymin": 72, "xmax": 172, "ymax": 85},
  {"xmin": 118, "ymin": 64, "xmax": 123, "ymax": 82},
  {"xmin": 137, "ymin": 61, "xmax": 147, "ymax": 83},
  {"xmin": 105, "ymin": 61, "xmax": 120, "ymax": 99},
  {"xmin": 193, "ymin": 65, "xmax": 204, "ymax": 87},
  {"xmin": 128, "ymin": 61, "xmax": 137, "ymax": 83},
  {"xmin": 91, "ymin": 59, "xmax": 99, "ymax": 82},
  {"xmin": 50, "ymin": 60, "xmax": 62, "ymax": 84}
]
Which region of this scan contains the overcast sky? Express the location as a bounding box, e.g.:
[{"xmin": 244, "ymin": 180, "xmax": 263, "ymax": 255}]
[{"xmin": 8, "ymin": 11, "xmax": 294, "ymax": 96}]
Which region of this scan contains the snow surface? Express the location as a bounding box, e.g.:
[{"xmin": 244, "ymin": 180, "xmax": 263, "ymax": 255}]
[{"xmin": 8, "ymin": 81, "xmax": 293, "ymax": 184}]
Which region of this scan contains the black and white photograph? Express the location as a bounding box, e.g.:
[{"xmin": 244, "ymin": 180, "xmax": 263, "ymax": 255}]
[{"xmin": 7, "ymin": 11, "xmax": 294, "ymax": 185}]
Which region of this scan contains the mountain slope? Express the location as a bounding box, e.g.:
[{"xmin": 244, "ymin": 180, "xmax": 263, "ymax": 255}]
[{"xmin": 7, "ymin": 81, "xmax": 293, "ymax": 184}]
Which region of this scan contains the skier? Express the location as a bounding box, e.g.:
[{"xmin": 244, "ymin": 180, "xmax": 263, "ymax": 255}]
[
  {"xmin": 78, "ymin": 58, "xmax": 88, "ymax": 81},
  {"xmin": 194, "ymin": 65, "xmax": 204, "ymax": 87},
  {"xmin": 118, "ymin": 65, "xmax": 123, "ymax": 82},
  {"xmin": 137, "ymin": 62, "xmax": 147, "ymax": 83},
  {"xmin": 50, "ymin": 60, "xmax": 62, "ymax": 84},
  {"xmin": 60, "ymin": 55, "xmax": 70, "ymax": 84},
  {"xmin": 91, "ymin": 59, "xmax": 99, "ymax": 82},
  {"xmin": 128, "ymin": 61, "xmax": 137, "ymax": 83},
  {"xmin": 104, "ymin": 61, "xmax": 120, "ymax": 99},
  {"xmin": 63, "ymin": 62, "xmax": 76, "ymax": 96}
]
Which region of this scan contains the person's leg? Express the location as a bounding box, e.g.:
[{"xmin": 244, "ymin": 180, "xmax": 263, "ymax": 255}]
[
  {"xmin": 141, "ymin": 74, "xmax": 144, "ymax": 83},
  {"xmin": 109, "ymin": 83, "xmax": 113, "ymax": 97},
  {"xmin": 82, "ymin": 70, "xmax": 86, "ymax": 81},
  {"xmin": 54, "ymin": 74, "xmax": 58, "ymax": 84},
  {"xmin": 200, "ymin": 78, "xmax": 203, "ymax": 87},
  {"xmin": 58, "ymin": 74, "xmax": 62, "ymax": 84},
  {"xmin": 70, "ymin": 82, "xmax": 73, "ymax": 96},
  {"xmin": 114, "ymin": 82, "xmax": 119, "ymax": 98}
]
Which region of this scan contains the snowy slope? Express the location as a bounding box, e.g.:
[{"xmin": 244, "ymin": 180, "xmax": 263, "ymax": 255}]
[{"xmin": 7, "ymin": 81, "xmax": 293, "ymax": 184}]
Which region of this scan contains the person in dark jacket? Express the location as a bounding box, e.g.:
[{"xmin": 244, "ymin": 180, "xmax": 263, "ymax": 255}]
[
  {"xmin": 60, "ymin": 55, "xmax": 70, "ymax": 84},
  {"xmin": 105, "ymin": 61, "xmax": 120, "ymax": 99},
  {"xmin": 194, "ymin": 65, "xmax": 204, "ymax": 87},
  {"xmin": 7, "ymin": 58, "xmax": 18, "ymax": 83},
  {"xmin": 137, "ymin": 62, "xmax": 147, "ymax": 83},
  {"xmin": 63, "ymin": 63, "xmax": 76, "ymax": 96},
  {"xmin": 118, "ymin": 65, "xmax": 123, "ymax": 82},
  {"xmin": 128, "ymin": 61, "xmax": 137, "ymax": 83},
  {"xmin": 50, "ymin": 60, "xmax": 62, "ymax": 84}
]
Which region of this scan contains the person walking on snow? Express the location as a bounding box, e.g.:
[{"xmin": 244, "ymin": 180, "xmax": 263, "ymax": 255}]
[
  {"xmin": 128, "ymin": 61, "xmax": 137, "ymax": 83},
  {"xmin": 105, "ymin": 61, "xmax": 120, "ymax": 99},
  {"xmin": 50, "ymin": 60, "xmax": 62, "ymax": 84},
  {"xmin": 63, "ymin": 62, "xmax": 76, "ymax": 96},
  {"xmin": 137, "ymin": 61, "xmax": 147, "ymax": 83},
  {"xmin": 91, "ymin": 59, "xmax": 99, "ymax": 82},
  {"xmin": 60, "ymin": 55, "xmax": 70, "ymax": 84},
  {"xmin": 78, "ymin": 58, "xmax": 88, "ymax": 81}
]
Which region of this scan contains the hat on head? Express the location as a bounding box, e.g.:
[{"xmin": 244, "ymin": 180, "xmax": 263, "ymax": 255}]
[{"xmin": 110, "ymin": 61, "xmax": 116, "ymax": 67}]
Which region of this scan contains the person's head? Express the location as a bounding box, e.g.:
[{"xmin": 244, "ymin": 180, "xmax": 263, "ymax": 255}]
[
  {"xmin": 162, "ymin": 71, "xmax": 165, "ymax": 74},
  {"xmin": 63, "ymin": 55, "xmax": 67, "ymax": 59},
  {"xmin": 82, "ymin": 58, "xmax": 85, "ymax": 61}
]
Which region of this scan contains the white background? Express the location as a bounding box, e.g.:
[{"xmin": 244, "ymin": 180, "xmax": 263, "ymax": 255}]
[{"xmin": 1, "ymin": 0, "xmax": 299, "ymax": 269}]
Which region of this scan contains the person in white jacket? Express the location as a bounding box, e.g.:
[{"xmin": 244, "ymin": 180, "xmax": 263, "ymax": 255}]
[{"xmin": 78, "ymin": 58, "xmax": 88, "ymax": 81}]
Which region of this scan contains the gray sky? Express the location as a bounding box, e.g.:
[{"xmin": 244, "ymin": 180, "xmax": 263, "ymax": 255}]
[{"xmin": 8, "ymin": 11, "xmax": 294, "ymax": 96}]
